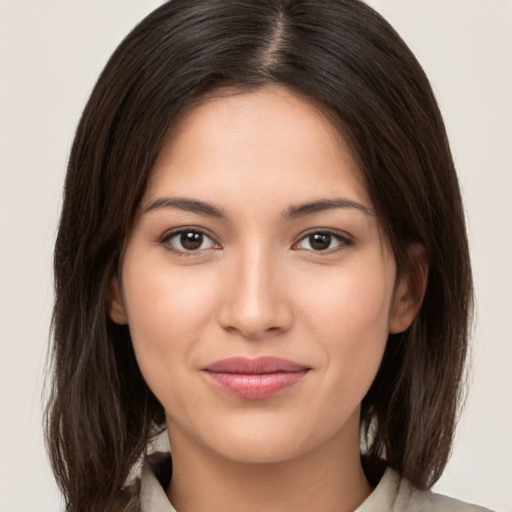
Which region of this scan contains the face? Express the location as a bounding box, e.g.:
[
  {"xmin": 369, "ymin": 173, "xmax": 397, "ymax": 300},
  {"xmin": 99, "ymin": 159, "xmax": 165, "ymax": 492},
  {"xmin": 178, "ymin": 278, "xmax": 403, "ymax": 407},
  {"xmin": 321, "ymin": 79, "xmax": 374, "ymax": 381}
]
[{"xmin": 110, "ymin": 86, "xmax": 417, "ymax": 464}]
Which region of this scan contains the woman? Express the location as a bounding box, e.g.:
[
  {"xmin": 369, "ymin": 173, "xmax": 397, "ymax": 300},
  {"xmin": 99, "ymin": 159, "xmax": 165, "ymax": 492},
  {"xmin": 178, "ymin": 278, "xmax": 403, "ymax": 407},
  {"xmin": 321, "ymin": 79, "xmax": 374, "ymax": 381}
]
[{"xmin": 45, "ymin": 1, "xmax": 491, "ymax": 511}]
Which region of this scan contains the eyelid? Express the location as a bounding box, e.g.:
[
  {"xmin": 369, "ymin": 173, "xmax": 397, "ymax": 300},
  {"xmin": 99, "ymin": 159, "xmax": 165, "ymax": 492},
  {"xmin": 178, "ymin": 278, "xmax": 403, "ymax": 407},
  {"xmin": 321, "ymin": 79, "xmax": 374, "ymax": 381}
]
[
  {"xmin": 159, "ymin": 226, "xmax": 221, "ymax": 255},
  {"xmin": 292, "ymin": 229, "xmax": 353, "ymax": 253}
]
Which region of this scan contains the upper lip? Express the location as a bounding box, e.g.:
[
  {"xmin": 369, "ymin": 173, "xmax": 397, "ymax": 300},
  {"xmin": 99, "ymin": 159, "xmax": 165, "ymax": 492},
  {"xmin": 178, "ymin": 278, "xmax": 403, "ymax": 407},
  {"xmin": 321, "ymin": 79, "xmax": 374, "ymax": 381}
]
[{"xmin": 203, "ymin": 356, "xmax": 310, "ymax": 374}]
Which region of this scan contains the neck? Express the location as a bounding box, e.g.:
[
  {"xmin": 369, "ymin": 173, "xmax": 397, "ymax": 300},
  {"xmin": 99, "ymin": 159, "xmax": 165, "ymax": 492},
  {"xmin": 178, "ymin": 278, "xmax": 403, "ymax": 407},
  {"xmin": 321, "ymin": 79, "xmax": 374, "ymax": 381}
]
[{"xmin": 166, "ymin": 420, "xmax": 372, "ymax": 512}]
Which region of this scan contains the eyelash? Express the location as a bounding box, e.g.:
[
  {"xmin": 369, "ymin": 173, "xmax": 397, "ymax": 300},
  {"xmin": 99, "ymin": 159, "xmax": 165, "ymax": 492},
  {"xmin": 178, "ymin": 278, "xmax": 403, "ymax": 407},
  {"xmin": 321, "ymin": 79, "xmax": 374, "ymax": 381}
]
[
  {"xmin": 159, "ymin": 227, "xmax": 352, "ymax": 256},
  {"xmin": 293, "ymin": 230, "xmax": 352, "ymax": 254},
  {"xmin": 159, "ymin": 227, "xmax": 220, "ymax": 257}
]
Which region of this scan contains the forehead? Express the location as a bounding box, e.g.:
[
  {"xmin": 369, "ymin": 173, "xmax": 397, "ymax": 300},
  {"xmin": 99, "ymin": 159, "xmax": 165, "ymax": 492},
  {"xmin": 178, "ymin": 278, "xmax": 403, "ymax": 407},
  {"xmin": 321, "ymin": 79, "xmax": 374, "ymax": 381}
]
[{"xmin": 144, "ymin": 86, "xmax": 370, "ymax": 213}]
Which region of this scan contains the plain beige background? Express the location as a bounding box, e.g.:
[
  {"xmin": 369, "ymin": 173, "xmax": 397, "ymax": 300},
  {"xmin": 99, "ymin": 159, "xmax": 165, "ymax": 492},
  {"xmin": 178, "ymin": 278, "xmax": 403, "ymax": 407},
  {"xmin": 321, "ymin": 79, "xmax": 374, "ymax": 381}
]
[{"xmin": 1, "ymin": 1, "xmax": 511, "ymax": 511}]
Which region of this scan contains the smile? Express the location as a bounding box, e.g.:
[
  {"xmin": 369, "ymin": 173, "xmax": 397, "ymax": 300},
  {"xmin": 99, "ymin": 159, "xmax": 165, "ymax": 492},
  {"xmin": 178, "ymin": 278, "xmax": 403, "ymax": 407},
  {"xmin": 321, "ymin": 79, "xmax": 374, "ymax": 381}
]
[{"xmin": 202, "ymin": 356, "xmax": 311, "ymax": 400}]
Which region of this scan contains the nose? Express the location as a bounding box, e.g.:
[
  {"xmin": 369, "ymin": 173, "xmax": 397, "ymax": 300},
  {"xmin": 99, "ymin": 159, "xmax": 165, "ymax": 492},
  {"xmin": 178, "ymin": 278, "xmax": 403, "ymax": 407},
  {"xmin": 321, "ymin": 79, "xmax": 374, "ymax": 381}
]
[{"xmin": 217, "ymin": 247, "xmax": 294, "ymax": 340}]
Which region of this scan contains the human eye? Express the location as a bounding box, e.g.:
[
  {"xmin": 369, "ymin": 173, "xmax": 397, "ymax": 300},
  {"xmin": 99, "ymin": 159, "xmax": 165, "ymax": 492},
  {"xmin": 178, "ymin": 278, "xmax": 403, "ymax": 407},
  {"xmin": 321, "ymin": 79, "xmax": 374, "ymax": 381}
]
[
  {"xmin": 159, "ymin": 227, "xmax": 219, "ymax": 256},
  {"xmin": 293, "ymin": 230, "xmax": 352, "ymax": 253}
]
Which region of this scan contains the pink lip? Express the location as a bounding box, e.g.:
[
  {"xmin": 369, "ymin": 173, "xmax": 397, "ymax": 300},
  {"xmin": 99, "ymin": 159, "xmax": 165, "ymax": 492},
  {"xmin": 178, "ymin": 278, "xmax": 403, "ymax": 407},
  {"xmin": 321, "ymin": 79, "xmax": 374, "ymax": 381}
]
[{"xmin": 202, "ymin": 357, "xmax": 310, "ymax": 400}]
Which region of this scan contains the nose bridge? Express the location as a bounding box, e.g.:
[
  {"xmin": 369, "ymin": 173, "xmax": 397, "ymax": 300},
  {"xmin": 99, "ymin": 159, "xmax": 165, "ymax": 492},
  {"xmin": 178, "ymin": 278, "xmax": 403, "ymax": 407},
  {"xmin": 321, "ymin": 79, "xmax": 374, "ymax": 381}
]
[
  {"xmin": 240, "ymin": 244, "xmax": 275, "ymax": 309},
  {"xmin": 218, "ymin": 240, "xmax": 292, "ymax": 338}
]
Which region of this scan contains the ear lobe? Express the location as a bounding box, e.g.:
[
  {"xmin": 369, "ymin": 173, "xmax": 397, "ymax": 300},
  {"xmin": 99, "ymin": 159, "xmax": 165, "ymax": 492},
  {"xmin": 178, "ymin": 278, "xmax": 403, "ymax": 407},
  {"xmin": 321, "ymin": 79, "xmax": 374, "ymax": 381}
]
[
  {"xmin": 108, "ymin": 275, "xmax": 128, "ymax": 325},
  {"xmin": 389, "ymin": 244, "xmax": 428, "ymax": 334}
]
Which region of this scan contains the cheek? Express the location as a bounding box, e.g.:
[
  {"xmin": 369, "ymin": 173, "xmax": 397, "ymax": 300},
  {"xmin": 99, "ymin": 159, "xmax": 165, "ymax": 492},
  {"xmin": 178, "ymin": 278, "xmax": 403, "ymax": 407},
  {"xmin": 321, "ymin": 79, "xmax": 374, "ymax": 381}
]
[
  {"xmin": 121, "ymin": 259, "xmax": 218, "ymax": 392},
  {"xmin": 124, "ymin": 256, "xmax": 216, "ymax": 331},
  {"xmin": 304, "ymin": 263, "xmax": 394, "ymax": 338},
  {"xmin": 300, "ymin": 262, "xmax": 394, "ymax": 392}
]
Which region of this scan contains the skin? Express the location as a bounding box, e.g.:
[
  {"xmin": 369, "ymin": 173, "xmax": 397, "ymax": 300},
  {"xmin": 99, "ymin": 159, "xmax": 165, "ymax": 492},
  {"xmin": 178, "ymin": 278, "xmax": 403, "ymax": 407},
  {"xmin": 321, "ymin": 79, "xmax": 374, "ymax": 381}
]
[{"xmin": 109, "ymin": 86, "xmax": 422, "ymax": 512}]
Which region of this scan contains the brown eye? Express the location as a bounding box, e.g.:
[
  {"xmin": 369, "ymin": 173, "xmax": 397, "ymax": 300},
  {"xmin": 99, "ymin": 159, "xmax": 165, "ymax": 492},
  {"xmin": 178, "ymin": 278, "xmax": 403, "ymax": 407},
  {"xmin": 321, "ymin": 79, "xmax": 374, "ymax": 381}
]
[
  {"xmin": 163, "ymin": 229, "xmax": 217, "ymax": 254},
  {"xmin": 180, "ymin": 231, "xmax": 203, "ymax": 250},
  {"xmin": 309, "ymin": 233, "xmax": 332, "ymax": 251},
  {"xmin": 295, "ymin": 231, "xmax": 350, "ymax": 252}
]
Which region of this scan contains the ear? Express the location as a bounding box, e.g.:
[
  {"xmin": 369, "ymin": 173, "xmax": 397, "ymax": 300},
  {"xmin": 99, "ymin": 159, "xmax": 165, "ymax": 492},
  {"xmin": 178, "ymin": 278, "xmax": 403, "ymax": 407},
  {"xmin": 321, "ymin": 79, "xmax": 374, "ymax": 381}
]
[
  {"xmin": 108, "ymin": 275, "xmax": 128, "ymax": 325},
  {"xmin": 389, "ymin": 244, "xmax": 428, "ymax": 334}
]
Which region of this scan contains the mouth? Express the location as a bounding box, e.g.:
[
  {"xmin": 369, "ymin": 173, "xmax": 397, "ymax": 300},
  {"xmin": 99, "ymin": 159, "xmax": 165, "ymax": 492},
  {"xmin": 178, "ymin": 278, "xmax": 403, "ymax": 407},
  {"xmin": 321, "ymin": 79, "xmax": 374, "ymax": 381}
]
[{"xmin": 202, "ymin": 356, "xmax": 311, "ymax": 400}]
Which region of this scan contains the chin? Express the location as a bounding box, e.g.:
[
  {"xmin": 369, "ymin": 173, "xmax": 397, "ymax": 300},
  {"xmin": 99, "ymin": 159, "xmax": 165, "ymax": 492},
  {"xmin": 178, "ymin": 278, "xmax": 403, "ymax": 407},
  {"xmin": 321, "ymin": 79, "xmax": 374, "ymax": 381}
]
[
  {"xmin": 191, "ymin": 410, "xmax": 351, "ymax": 466},
  {"xmin": 211, "ymin": 434, "xmax": 309, "ymax": 465}
]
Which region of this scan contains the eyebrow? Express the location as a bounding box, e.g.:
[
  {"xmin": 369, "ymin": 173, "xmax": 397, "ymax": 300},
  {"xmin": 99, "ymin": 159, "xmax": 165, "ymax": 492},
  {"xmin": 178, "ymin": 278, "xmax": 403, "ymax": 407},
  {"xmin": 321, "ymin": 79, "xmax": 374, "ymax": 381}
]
[
  {"xmin": 143, "ymin": 196, "xmax": 370, "ymax": 219},
  {"xmin": 144, "ymin": 197, "xmax": 225, "ymax": 218},
  {"xmin": 284, "ymin": 198, "xmax": 371, "ymax": 218}
]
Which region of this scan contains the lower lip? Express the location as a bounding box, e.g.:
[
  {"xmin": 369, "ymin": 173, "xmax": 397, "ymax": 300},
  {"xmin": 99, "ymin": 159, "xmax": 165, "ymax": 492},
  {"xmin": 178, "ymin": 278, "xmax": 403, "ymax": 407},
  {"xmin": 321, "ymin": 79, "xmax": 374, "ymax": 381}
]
[{"xmin": 203, "ymin": 370, "xmax": 309, "ymax": 400}]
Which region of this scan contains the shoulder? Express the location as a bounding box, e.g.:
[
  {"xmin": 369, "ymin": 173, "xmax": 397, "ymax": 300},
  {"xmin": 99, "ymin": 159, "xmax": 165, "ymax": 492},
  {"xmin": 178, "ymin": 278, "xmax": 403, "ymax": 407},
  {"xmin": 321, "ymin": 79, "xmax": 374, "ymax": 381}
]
[
  {"xmin": 425, "ymin": 492, "xmax": 494, "ymax": 512},
  {"xmin": 359, "ymin": 468, "xmax": 495, "ymax": 512},
  {"xmin": 393, "ymin": 470, "xmax": 493, "ymax": 512},
  {"xmin": 406, "ymin": 486, "xmax": 494, "ymax": 512}
]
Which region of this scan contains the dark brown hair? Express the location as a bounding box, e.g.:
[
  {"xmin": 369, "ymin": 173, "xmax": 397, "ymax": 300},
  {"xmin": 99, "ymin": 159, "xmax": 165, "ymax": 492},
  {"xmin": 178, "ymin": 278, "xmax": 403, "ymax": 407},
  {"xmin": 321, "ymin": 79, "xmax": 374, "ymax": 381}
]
[{"xmin": 45, "ymin": 1, "xmax": 473, "ymax": 510}]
